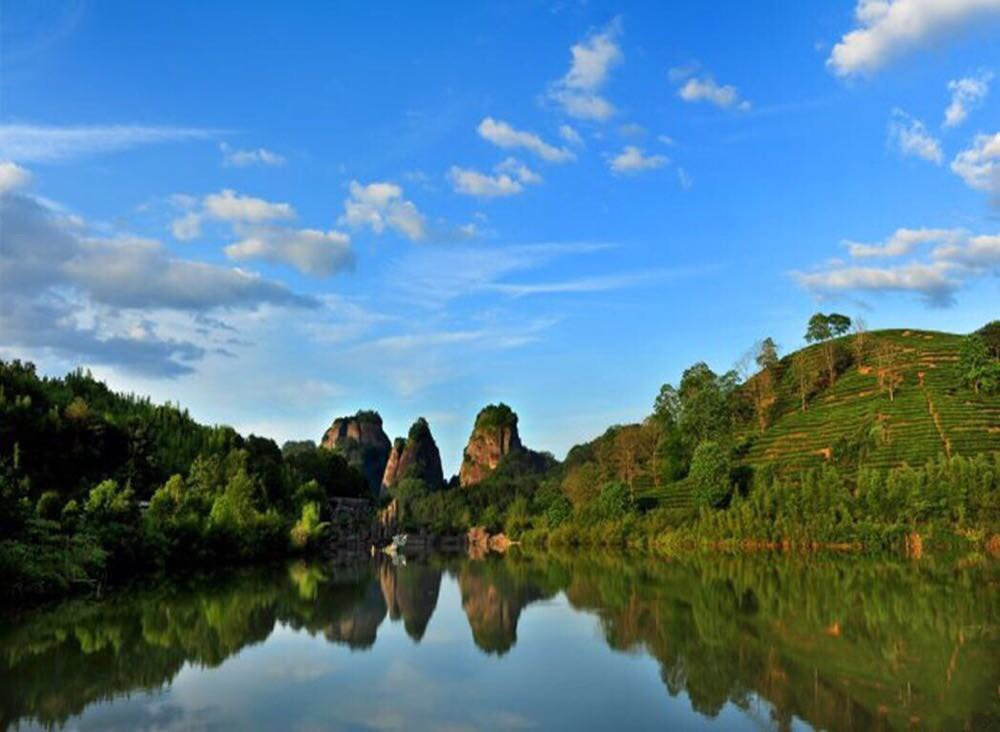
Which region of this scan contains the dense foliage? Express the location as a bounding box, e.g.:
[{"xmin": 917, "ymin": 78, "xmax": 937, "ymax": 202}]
[{"xmin": 0, "ymin": 361, "xmax": 370, "ymax": 601}]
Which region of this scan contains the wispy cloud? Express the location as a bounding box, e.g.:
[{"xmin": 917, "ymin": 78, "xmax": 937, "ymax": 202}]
[
  {"xmin": 0, "ymin": 124, "xmax": 217, "ymax": 162},
  {"xmin": 220, "ymin": 142, "xmax": 286, "ymax": 167},
  {"xmin": 476, "ymin": 118, "xmax": 574, "ymax": 163},
  {"xmin": 887, "ymin": 109, "xmax": 942, "ymax": 164},
  {"xmin": 483, "ymin": 269, "xmax": 678, "ymax": 297}
]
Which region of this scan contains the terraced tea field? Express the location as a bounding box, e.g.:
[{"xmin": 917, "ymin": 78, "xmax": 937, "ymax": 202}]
[{"xmin": 743, "ymin": 329, "xmax": 999, "ymax": 473}]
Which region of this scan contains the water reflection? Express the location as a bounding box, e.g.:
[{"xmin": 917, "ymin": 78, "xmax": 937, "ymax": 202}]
[{"xmin": 2, "ymin": 552, "xmax": 998, "ymax": 730}]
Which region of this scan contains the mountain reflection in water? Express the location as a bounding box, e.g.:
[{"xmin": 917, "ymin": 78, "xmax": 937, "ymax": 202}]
[{"xmin": 1, "ymin": 552, "xmax": 998, "ymax": 731}]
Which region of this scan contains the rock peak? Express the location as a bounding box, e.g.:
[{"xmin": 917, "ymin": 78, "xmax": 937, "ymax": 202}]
[
  {"xmin": 459, "ymin": 403, "xmax": 523, "ymax": 487},
  {"xmin": 381, "ymin": 417, "xmax": 445, "ymax": 493},
  {"xmin": 321, "ymin": 410, "xmax": 391, "ymax": 495}
]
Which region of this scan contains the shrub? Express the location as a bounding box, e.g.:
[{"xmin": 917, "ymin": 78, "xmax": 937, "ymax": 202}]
[{"xmin": 689, "ymin": 441, "xmax": 732, "ymax": 509}]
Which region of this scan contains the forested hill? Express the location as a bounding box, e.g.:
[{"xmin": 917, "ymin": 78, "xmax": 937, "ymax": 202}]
[{"xmin": 559, "ymin": 320, "xmax": 999, "ymax": 511}]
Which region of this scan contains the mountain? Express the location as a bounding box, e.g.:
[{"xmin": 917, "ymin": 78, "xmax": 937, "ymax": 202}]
[
  {"xmin": 381, "ymin": 417, "xmax": 445, "ymax": 492},
  {"xmin": 320, "ymin": 410, "xmax": 391, "ymax": 495}
]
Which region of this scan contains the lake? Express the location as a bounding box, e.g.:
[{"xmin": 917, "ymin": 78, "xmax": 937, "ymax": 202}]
[{"xmin": 2, "ymin": 551, "xmax": 998, "ymax": 731}]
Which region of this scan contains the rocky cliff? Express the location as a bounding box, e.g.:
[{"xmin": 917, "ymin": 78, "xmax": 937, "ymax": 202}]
[
  {"xmin": 459, "ymin": 403, "xmax": 523, "ymax": 487},
  {"xmin": 381, "ymin": 417, "xmax": 445, "ymax": 492},
  {"xmin": 321, "ymin": 410, "xmax": 391, "ymax": 495}
]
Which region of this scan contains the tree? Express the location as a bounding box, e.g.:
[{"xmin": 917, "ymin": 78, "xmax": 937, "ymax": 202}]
[
  {"xmin": 873, "ymin": 338, "xmax": 904, "ymax": 401},
  {"xmin": 611, "ymin": 424, "xmax": 656, "ymax": 498},
  {"xmin": 805, "ymin": 313, "xmax": 850, "ymax": 385},
  {"xmin": 960, "ymin": 334, "xmax": 1000, "ymax": 395},
  {"xmin": 689, "ymin": 441, "xmax": 732, "ymax": 509},
  {"xmin": 827, "ymin": 313, "xmax": 852, "ymax": 337},
  {"xmin": 805, "ymin": 313, "xmax": 833, "ymax": 343},
  {"xmin": 746, "ymin": 368, "xmax": 777, "ymax": 432},
  {"xmin": 756, "ymin": 338, "xmax": 779, "ymax": 371},
  {"xmin": 790, "ymin": 350, "xmax": 816, "ymax": 412},
  {"xmin": 850, "ymin": 317, "xmax": 869, "ymax": 367}
]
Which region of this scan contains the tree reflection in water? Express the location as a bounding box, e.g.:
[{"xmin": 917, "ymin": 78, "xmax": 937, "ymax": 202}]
[{"xmin": 1, "ymin": 552, "xmax": 998, "ymax": 730}]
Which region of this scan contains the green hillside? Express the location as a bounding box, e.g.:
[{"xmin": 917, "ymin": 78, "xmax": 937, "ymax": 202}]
[{"xmin": 743, "ymin": 329, "xmax": 999, "ymax": 473}]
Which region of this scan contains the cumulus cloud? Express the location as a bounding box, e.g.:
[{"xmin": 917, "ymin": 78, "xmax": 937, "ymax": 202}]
[
  {"xmin": 607, "ymin": 145, "xmax": 668, "ymax": 174},
  {"xmin": 548, "ymin": 19, "xmax": 623, "ymax": 121},
  {"xmin": 449, "ymin": 158, "xmax": 541, "ymax": 197},
  {"xmin": 476, "ymin": 118, "xmax": 574, "ymax": 163},
  {"xmin": 171, "ymin": 189, "xmax": 296, "ymax": 240},
  {"xmin": 0, "ymin": 193, "xmax": 314, "ymax": 376},
  {"xmin": 676, "ymin": 74, "xmax": 751, "ymax": 111},
  {"xmin": 950, "ymin": 131, "xmax": 1000, "ymax": 192},
  {"xmin": 220, "ymin": 142, "xmax": 286, "ymax": 167},
  {"xmin": 944, "ymin": 72, "xmax": 992, "ymax": 127},
  {"xmin": 0, "ymin": 160, "xmax": 32, "ymax": 194},
  {"xmin": 339, "ymin": 180, "xmax": 426, "ymax": 241},
  {"xmin": 224, "ymin": 227, "xmax": 354, "ymax": 277},
  {"xmin": 0, "ymin": 124, "xmax": 215, "ymax": 162},
  {"xmin": 795, "ymin": 224, "xmax": 1000, "ymax": 306},
  {"xmin": 204, "ymin": 188, "xmax": 295, "ymax": 222},
  {"xmin": 887, "ymin": 110, "xmax": 943, "ymax": 164},
  {"xmin": 827, "ymin": 0, "xmax": 1000, "ymax": 77},
  {"xmin": 794, "ymin": 261, "xmax": 960, "ymax": 306}
]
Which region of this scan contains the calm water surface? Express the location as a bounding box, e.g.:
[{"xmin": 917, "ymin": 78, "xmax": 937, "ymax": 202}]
[{"xmin": 2, "ymin": 552, "xmax": 999, "ymax": 731}]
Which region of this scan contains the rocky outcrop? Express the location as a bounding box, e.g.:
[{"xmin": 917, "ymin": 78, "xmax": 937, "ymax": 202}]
[
  {"xmin": 459, "ymin": 403, "xmax": 523, "ymax": 487},
  {"xmin": 381, "ymin": 417, "xmax": 445, "ymax": 492},
  {"xmin": 321, "ymin": 410, "xmax": 391, "ymax": 495}
]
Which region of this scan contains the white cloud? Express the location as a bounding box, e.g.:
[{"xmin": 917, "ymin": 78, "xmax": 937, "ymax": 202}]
[
  {"xmin": 0, "ymin": 124, "xmax": 215, "ymax": 162},
  {"xmin": 794, "ymin": 261, "xmax": 960, "ymax": 306},
  {"xmin": 448, "ymin": 158, "xmax": 541, "ymax": 197},
  {"xmin": 846, "ymin": 227, "xmax": 961, "ymax": 257},
  {"xmin": 950, "ymin": 131, "xmax": 1000, "ymax": 192},
  {"xmin": 548, "ymin": 20, "xmax": 623, "ymax": 121},
  {"xmin": 220, "ymin": 142, "xmax": 286, "ymax": 167},
  {"xmin": 677, "ymin": 167, "xmax": 693, "ymax": 189},
  {"xmin": 944, "ymin": 72, "xmax": 992, "ymax": 127},
  {"xmin": 204, "ymin": 188, "xmax": 295, "ymax": 223},
  {"xmin": 932, "ymin": 233, "xmax": 1000, "ymax": 269},
  {"xmin": 828, "ymin": 0, "xmax": 1000, "ymax": 77},
  {"xmin": 339, "ymin": 180, "xmax": 426, "ymax": 241},
  {"xmin": 608, "ymin": 145, "xmax": 668, "ymax": 174},
  {"xmin": 224, "ymin": 227, "xmax": 353, "ymax": 277},
  {"xmin": 496, "ymin": 157, "xmax": 542, "ymax": 184},
  {"xmin": 559, "ymin": 124, "xmax": 583, "ymax": 146},
  {"xmin": 795, "ymin": 224, "xmax": 1000, "ymax": 306},
  {"xmin": 483, "ymin": 270, "xmax": 672, "ymax": 297},
  {"xmin": 0, "ymin": 161, "xmax": 32, "ymax": 194},
  {"xmin": 887, "ymin": 110, "xmax": 942, "ymax": 164},
  {"xmin": 677, "ymin": 76, "xmax": 751, "ymax": 111},
  {"xmin": 0, "ymin": 193, "xmax": 314, "ymax": 376},
  {"xmin": 476, "ymin": 118, "xmax": 574, "ymax": 163},
  {"xmin": 171, "ymin": 212, "xmax": 202, "ymax": 241}
]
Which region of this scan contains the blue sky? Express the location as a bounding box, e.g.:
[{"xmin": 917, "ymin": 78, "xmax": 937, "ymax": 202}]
[{"xmin": 1, "ymin": 1, "xmax": 998, "ymax": 473}]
